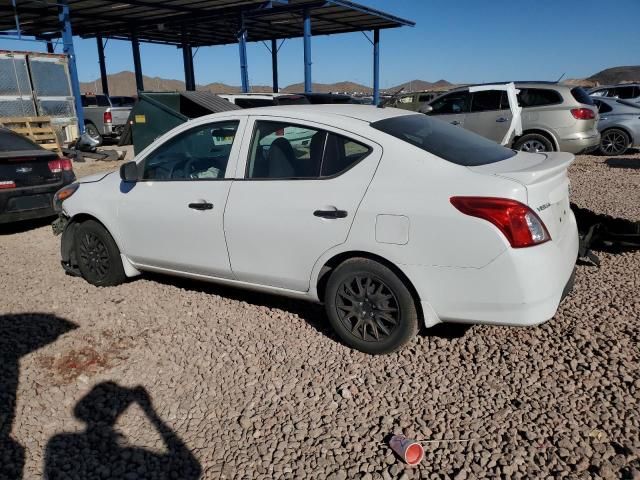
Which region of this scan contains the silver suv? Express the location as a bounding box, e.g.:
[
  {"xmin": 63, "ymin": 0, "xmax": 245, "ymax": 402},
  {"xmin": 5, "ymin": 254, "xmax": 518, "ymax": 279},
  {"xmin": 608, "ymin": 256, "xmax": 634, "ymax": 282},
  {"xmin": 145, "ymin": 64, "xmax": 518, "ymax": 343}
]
[
  {"xmin": 589, "ymin": 84, "xmax": 640, "ymax": 104},
  {"xmin": 426, "ymin": 82, "xmax": 600, "ymax": 153}
]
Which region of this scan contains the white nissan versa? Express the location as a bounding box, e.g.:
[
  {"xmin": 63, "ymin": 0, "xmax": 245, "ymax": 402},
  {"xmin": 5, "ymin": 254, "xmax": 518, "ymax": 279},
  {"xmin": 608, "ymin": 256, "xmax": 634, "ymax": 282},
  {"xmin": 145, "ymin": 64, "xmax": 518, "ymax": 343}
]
[{"xmin": 53, "ymin": 105, "xmax": 578, "ymax": 354}]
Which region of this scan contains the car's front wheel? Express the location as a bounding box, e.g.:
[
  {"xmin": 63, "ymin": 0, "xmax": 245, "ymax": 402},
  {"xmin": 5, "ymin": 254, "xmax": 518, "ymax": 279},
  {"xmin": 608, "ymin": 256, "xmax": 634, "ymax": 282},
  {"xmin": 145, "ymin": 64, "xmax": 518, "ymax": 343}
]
[
  {"xmin": 599, "ymin": 128, "xmax": 630, "ymax": 156},
  {"xmin": 74, "ymin": 220, "xmax": 126, "ymax": 287},
  {"xmin": 84, "ymin": 122, "xmax": 103, "ymax": 145},
  {"xmin": 324, "ymin": 258, "xmax": 418, "ymax": 354}
]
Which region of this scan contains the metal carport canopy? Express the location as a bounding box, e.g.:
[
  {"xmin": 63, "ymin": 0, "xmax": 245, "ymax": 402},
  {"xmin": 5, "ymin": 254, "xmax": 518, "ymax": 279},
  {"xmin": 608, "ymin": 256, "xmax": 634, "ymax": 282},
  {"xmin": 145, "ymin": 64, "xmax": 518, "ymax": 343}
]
[{"xmin": 0, "ymin": 0, "xmax": 414, "ymax": 47}]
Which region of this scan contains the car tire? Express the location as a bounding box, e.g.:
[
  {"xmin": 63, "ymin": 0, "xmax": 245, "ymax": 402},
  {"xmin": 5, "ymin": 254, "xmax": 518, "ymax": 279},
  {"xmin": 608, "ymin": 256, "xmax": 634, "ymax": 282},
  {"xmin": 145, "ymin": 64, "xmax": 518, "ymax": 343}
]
[
  {"xmin": 513, "ymin": 133, "xmax": 554, "ymax": 153},
  {"xmin": 84, "ymin": 122, "xmax": 103, "ymax": 145},
  {"xmin": 324, "ymin": 258, "xmax": 418, "ymax": 354},
  {"xmin": 74, "ymin": 220, "xmax": 126, "ymax": 287},
  {"xmin": 599, "ymin": 128, "xmax": 630, "ymax": 156}
]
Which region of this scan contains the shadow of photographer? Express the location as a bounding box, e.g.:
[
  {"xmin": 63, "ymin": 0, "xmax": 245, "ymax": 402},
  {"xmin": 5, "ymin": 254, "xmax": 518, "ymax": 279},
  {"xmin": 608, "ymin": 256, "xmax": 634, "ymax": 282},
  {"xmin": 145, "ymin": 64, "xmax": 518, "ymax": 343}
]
[
  {"xmin": 44, "ymin": 381, "xmax": 202, "ymax": 480},
  {"xmin": 0, "ymin": 313, "xmax": 77, "ymax": 480}
]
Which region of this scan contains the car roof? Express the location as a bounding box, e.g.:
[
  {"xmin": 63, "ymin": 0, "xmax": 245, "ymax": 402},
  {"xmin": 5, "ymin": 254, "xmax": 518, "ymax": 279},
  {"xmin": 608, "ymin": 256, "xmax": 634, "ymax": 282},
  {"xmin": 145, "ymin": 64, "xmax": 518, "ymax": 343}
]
[
  {"xmin": 197, "ymin": 104, "xmax": 413, "ymax": 124},
  {"xmin": 448, "ymin": 81, "xmax": 575, "ymax": 92}
]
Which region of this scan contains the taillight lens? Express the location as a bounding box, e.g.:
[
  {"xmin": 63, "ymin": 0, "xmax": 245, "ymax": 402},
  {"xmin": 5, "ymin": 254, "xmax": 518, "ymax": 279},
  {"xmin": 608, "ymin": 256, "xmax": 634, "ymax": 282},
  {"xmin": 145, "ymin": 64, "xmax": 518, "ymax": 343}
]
[
  {"xmin": 0, "ymin": 180, "xmax": 16, "ymax": 189},
  {"xmin": 571, "ymin": 108, "xmax": 595, "ymax": 120},
  {"xmin": 450, "ymin": 196, "xmax": 551, "ymax": 248},
  {"xmin": 48, "ymin": 157, "xmax": 73, "ymax": 173},
  {"xmin": 104, "ymin": 111, "xmax": 112, "ymax": 123}
]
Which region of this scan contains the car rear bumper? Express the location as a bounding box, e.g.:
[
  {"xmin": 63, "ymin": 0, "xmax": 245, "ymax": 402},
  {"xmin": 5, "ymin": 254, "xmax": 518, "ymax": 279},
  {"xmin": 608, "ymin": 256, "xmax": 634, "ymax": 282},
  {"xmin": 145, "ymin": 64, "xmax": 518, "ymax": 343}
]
[
  {"xmin": 557, "ymin": 131, "xmax": 600, "ymax": 154},
  {"xmin": 402, "ymin": 212, "xmax": 579, "ymax": 327},
  {"xmin": 0, "ymin": 179, "xmax": 71, "ymax": 224}
]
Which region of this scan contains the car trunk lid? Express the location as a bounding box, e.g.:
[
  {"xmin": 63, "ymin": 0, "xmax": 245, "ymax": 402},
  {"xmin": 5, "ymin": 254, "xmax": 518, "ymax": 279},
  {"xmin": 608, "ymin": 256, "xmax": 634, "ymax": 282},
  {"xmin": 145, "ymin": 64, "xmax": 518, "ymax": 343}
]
[
  {"xmin": 469, "ymin": 151, "xmax": 574, "ymax": 241},
  {"xmin": 0, "ymin": 149, "xmax": 63, "ymax": 189},
  {"xmin": 108, "ymin": 106, "xmax": 131, "ymax": 126}
]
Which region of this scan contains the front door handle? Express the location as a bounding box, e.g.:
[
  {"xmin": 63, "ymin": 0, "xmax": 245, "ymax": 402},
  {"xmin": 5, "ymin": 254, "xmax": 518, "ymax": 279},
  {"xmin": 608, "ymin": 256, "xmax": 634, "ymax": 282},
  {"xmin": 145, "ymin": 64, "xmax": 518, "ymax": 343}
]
[
  {"xmin": 450, "ymin": 120, "xmax": 461, "ymax": 126},
  {"xmin": 314, "ymin": 208, "xmax": 348, "ymax": 219},
  {"xmin": 188, "ymin": 201, "xmax": 213, "ymax": 211},
  {"xmin": 496, "ymin": 117, "xmax": 509, "ymax": 123}
]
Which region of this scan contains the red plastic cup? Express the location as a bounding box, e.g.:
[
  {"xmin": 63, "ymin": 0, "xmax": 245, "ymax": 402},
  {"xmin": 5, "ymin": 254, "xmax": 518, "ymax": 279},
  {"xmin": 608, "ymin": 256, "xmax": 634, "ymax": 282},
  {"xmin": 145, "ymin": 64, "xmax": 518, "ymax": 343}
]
[{"xmin": 389, "ymin": 434, "xmax": 425, "ymax": 466}]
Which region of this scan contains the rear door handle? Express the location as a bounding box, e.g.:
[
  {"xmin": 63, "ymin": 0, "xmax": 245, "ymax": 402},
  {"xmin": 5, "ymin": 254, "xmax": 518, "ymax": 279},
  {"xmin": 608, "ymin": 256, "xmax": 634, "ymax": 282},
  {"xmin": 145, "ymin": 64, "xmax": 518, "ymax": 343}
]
[
  {"xmin": 496, "ymin": 117, "xmax": 509, "ymax": 123},
  {"xmin": 314, "ymin": 209, "xmax": 348, "ymax": 219},
  {"xmin": 188, "ymin": 201, "xmax": 213, "ymax": 211},
  {"xmin": 450, "ymin": 120, "xmax": 461, "ymax": 126}
]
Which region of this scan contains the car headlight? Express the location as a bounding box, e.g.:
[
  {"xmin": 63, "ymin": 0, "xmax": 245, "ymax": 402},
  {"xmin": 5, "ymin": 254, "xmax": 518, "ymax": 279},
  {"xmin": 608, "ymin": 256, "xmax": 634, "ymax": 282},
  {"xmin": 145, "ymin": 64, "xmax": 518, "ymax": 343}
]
[{"xmin": 53, "ymin": 183, "xmax": 79, "ymax": 213}]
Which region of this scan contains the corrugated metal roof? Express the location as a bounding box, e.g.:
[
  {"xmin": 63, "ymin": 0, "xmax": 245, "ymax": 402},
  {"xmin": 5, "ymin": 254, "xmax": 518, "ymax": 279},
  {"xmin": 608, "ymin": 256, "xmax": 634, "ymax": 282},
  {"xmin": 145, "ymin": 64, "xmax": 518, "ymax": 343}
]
[
  {"xmin": 0, "ymin": 0, "xmax": 414, "ymax": 47},
  {"xmin": 180, "ymin": 91, "xmax": 241, "ymax": 113}
]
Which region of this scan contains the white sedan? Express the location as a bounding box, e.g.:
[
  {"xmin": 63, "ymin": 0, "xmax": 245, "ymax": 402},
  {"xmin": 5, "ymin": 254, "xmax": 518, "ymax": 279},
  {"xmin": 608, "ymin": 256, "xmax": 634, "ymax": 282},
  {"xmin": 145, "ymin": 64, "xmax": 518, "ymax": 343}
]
[{"xmin": 54, "ymin": 105, "xmax": 578, "ymax": 354}]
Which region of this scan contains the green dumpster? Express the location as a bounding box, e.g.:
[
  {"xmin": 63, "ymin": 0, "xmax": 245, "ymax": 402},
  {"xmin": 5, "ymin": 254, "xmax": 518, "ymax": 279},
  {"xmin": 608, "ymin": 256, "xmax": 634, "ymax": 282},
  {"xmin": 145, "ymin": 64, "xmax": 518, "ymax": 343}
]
[{"xmin": 129, "ymin": 91, "xmax": 239, "ymax": 154}]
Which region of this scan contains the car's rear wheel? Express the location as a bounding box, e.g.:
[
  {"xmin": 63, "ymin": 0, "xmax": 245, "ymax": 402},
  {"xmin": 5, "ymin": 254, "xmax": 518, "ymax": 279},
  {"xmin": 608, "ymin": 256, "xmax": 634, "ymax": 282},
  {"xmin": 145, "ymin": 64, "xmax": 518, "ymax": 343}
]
[
  {"xmin": 599, "ymin": 128, "xmax": 630, "ymax": 156},
  {"xmin": 513, "ymin": 133, "xmax": 554, "ymax": 153},
  {"xmin": 75, "ymin": 220, "xmax": 125, "ymax": 287},
  {"xmin": 324, "ymin": 258, "xmax": 418, "ymax": 354}
]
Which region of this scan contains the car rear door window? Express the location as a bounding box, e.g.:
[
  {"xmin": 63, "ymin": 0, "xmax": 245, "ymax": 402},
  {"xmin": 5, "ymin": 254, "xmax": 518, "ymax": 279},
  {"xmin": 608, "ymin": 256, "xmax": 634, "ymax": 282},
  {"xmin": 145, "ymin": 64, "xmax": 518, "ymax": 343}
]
[
  {"xmin": 518, "ymin": 88, "xmax": 562, "ymax": 107},
  {"xmin": 612, "ymin": 86, "xmax": 638, "ymax": 99},
  {"xmin": 471, "ymin": 91, "xmax": 503, "ymax": 112},
  {"xmin": 430, "ymin": 92, "xmax": 471, "ymax": 114},
  {"xmin": 246, "ymin": 121, "xmax": 370, "ymax": 179},
  {"xmin": 142, "ymin": 121, "xmax": 239, "ymax": 180},
  {"xmin": 371, "ymin": 114, "xmax": 515, "ymax": 166}
]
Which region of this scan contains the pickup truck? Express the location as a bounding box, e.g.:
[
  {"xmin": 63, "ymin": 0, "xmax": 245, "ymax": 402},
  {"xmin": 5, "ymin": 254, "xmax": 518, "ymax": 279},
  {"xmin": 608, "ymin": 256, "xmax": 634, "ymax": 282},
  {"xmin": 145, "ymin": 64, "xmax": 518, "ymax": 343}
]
[{"xmin": 81, "ymin": 94, "xmax": 132, "ymax": 143}]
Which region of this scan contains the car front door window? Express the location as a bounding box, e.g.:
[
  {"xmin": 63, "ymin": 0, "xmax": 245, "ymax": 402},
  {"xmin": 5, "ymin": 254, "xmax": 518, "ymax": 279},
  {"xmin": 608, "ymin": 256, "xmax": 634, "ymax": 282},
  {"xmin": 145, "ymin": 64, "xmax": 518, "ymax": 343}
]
[
  {"xmin": 142, "ymin": 121, "xmax": 239, "ymax": 181},
  {"xmin": 430, "ymin": 92, "xmax": 471, "ymax": 115}
]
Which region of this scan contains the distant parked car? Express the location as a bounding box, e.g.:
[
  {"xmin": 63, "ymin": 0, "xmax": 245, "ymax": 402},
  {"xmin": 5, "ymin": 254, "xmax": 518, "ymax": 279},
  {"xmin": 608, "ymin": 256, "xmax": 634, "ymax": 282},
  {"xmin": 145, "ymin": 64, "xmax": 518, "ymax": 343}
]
[
  {"xmin": 81, "ymin": 94, "xmax": 132, "ymax": 143},
  {"xmin": 299, "ymin": 93, "xmax": 354, "ymax": 104},
  {"xmin": 0, "ymin": 128, "xmax": 75, "ymax": 223},
  {"xmin": 386, "ymin": 91, "xmax": 440, "ymax": 112},
  {"xmin": 592, "ymin": 97, "xmax": 640, "ymax": 155},
  {"xmin": 427, "ymin": 82, "xmax": 600, "ymax": 154},
  {"xmin": 54, "ymin": 105, "xmax": 577, "ymax": 354},
  {"xmin": 589, "ymin": 84, "xmax": 640, "ymax": 104},
  {"xmin": 219, "ymin": 93, "xmax": 309, "ymax": 108},
  {"xmin": 109, "ymin": 96, "xmax": 137, "ymax": 107}
]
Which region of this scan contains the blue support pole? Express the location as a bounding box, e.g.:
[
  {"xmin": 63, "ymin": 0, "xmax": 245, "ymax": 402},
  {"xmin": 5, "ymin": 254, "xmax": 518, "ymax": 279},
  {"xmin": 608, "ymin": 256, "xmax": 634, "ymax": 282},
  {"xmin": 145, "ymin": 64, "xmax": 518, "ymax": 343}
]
[
  {"xmin": 271, "ymin": 38, "xmax": 278, "ymax": 93},
  {"xmin": 303, "ymin": 8, "xmax": 312, "ymax": 94},
  {"xmin": 58, "ymin": 0, "xmax": 85, "ymax": 134},
  {"xmin": 372, "ymin": 29, "xmax": 380, "ymax": 105},
  {"xmin": 238, "ymin": 17, "xmax": 249, "ymax": 93}
]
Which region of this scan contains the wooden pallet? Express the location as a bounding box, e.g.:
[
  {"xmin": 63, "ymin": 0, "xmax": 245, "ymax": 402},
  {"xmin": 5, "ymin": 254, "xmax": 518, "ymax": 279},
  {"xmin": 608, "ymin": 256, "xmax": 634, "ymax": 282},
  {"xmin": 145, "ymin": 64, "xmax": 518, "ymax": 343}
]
[{"xmin": 0, "ymin": 116, "xmax": 62, "ymax": 154}]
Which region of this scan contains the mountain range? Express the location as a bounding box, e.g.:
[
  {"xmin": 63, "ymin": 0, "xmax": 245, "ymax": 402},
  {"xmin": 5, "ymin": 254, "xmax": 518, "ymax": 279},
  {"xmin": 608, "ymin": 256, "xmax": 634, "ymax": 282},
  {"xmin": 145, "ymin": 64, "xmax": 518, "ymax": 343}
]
[{"xmin": 80, "ymin": 66, "xmax": 640, "ymax": 97}]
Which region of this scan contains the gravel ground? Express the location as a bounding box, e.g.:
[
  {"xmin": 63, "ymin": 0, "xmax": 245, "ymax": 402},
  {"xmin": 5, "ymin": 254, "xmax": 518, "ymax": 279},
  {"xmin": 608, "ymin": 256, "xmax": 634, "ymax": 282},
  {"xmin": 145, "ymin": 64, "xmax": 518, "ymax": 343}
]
[{"xmin": 1, "ymin": 150, "xmax": 639, "ymax": 479}]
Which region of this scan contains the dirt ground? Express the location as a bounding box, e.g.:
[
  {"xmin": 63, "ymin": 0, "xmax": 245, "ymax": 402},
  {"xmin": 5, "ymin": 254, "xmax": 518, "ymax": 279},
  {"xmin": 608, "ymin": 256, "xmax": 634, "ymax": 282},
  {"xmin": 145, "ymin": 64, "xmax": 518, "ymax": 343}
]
[{"xmin": 1, "ymin": 149, "xmax": 639, "ymax": 480}]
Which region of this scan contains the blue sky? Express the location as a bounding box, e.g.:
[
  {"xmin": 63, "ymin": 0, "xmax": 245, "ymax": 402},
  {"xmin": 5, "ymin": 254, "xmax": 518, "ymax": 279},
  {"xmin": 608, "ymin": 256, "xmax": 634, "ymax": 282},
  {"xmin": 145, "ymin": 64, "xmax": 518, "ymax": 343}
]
[{"xmin": 1, "ymin": 0, "xmax": 639, "ymax": 88}]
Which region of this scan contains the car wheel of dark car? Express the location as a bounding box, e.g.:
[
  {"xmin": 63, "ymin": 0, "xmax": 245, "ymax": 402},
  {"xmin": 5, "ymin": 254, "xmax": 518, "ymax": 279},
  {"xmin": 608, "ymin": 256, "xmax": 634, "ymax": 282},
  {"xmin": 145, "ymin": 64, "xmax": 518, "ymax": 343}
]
[
  {"xmin": 84, "ymin": 123, "xmax": 103, "ymax": 145},
  {"xmin": 75, "ymin": 220, "xmax": 125, "ymax": 287},
  {"xmin": 513, "ymin": 134, "xmax": 554, "ymax": 153},
  {"xmin": 324, "ymin": 258, "xmax": 418, "ymax": 354},
  {"xmin": 599, "ymin": 128, "xmax": 630, "ymax": 156}
]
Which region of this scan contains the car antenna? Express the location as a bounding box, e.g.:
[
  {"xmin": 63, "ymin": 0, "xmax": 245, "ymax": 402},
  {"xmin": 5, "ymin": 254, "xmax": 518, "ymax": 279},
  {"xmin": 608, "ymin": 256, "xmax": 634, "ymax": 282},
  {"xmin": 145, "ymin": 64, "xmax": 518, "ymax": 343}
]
[
  {"xmin": 378, "ymin": 86, "xmax": 405, "ymax": 108},
  {"xmin": 555, "ymin": 73, "xmax": 566, "ymax": 84}
]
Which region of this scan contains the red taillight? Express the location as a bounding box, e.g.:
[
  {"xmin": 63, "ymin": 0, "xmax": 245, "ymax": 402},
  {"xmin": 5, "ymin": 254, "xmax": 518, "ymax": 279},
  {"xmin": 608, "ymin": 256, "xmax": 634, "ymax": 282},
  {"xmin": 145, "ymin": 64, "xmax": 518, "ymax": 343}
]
[
  {"xmin": 570, "ymin": 108, "xmax": 595, "ymax": 120},
  {"xmin": 103, "ymin": 111, "xmax": 112, "ymax": 123},
  {"xmin": 450, "ymin": 196, "xmax": 551, "ymax": 248},
  {"xmin": 0, "ymin": 180, "xmax": 16, "ymax": 189},
  {"xmin": 48, "ymin": 157, "xmax": 73, "ymax": 173}
]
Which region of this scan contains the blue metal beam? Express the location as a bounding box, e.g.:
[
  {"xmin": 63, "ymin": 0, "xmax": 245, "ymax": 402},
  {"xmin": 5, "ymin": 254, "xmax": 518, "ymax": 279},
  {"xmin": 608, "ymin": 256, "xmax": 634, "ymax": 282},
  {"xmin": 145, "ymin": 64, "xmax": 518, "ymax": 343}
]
[
  {"xmin": 57, "ymin": 0, "xmax": 85, "ymax": 134},
  {"xmin": 238, "ymin": 17, "xmax": 249, "ymax": 93},
  {"xmin": 131, "ymin": 31, "xmax": 144, "ymax": 92},
  {"xmin": 271, "ymin": 38, "xmax": 279, "ymax": 93},
  {"xmin": 303, "ymin": 8, "xmax": 312, "ymax": 94},
  {"xmin": 96, "ymin": 35, "xmax": 109, "ymax": 96},
  {"xmin": 372, "ymin": 28, "xmax": 379, "ymax": 105}
]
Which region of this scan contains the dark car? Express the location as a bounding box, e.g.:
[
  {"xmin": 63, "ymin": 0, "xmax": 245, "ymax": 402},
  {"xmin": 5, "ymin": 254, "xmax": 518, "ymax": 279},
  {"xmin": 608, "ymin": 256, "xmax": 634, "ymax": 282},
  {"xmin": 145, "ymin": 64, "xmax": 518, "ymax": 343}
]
[
  {"xmin": 298, "ymin": 93, "xmax": 354, "ymax": 104},
  {"xmin": 0, "ymin": 128, "xmax": 75, "ymax": 224}
]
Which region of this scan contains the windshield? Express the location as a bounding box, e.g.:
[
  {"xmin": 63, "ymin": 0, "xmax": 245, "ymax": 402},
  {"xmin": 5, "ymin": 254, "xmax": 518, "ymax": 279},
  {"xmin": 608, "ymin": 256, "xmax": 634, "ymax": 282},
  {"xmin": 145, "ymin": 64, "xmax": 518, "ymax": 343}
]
[{"xmin": 371, "ymin": 114, "xmax": 516, "ymax": 166}]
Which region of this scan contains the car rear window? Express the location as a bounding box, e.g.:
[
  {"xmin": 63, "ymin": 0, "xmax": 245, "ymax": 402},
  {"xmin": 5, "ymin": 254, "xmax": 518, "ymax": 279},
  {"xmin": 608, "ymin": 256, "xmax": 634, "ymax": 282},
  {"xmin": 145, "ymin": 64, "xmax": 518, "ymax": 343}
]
[
  {"xmin": 0, "ymin": 129, "xmax": 41, "ymax": 152},
  {"xmin": 570, "ymin": 87, "xmax": 594, "ymax": 106},
  {"xmin": 371, "ymin": 114, "xmax": 516, "ymax": 166}
]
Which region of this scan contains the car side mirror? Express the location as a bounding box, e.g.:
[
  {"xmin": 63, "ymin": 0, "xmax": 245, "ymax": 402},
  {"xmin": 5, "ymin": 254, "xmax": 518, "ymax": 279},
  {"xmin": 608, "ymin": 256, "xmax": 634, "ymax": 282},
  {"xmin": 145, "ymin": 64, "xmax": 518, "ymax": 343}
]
[
  {"xmin": 419, "ymin": 104, "xmax": 433, "ymax": 114},
  {"xmin": 120, "ymin": 161, "xmax": 139, "ymax": 182}
]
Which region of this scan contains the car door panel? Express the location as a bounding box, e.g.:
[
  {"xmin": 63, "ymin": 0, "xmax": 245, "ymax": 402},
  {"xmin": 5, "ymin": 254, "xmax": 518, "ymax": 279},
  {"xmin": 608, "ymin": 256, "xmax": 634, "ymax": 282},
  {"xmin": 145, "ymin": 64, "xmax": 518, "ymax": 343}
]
[
  {"xmin": 224, "ymin": 117, "xmax": 382, "ymax": 292},
  {"xmin": 117, "ymin": 118, "xmax": 246, "ymax": 278}
]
